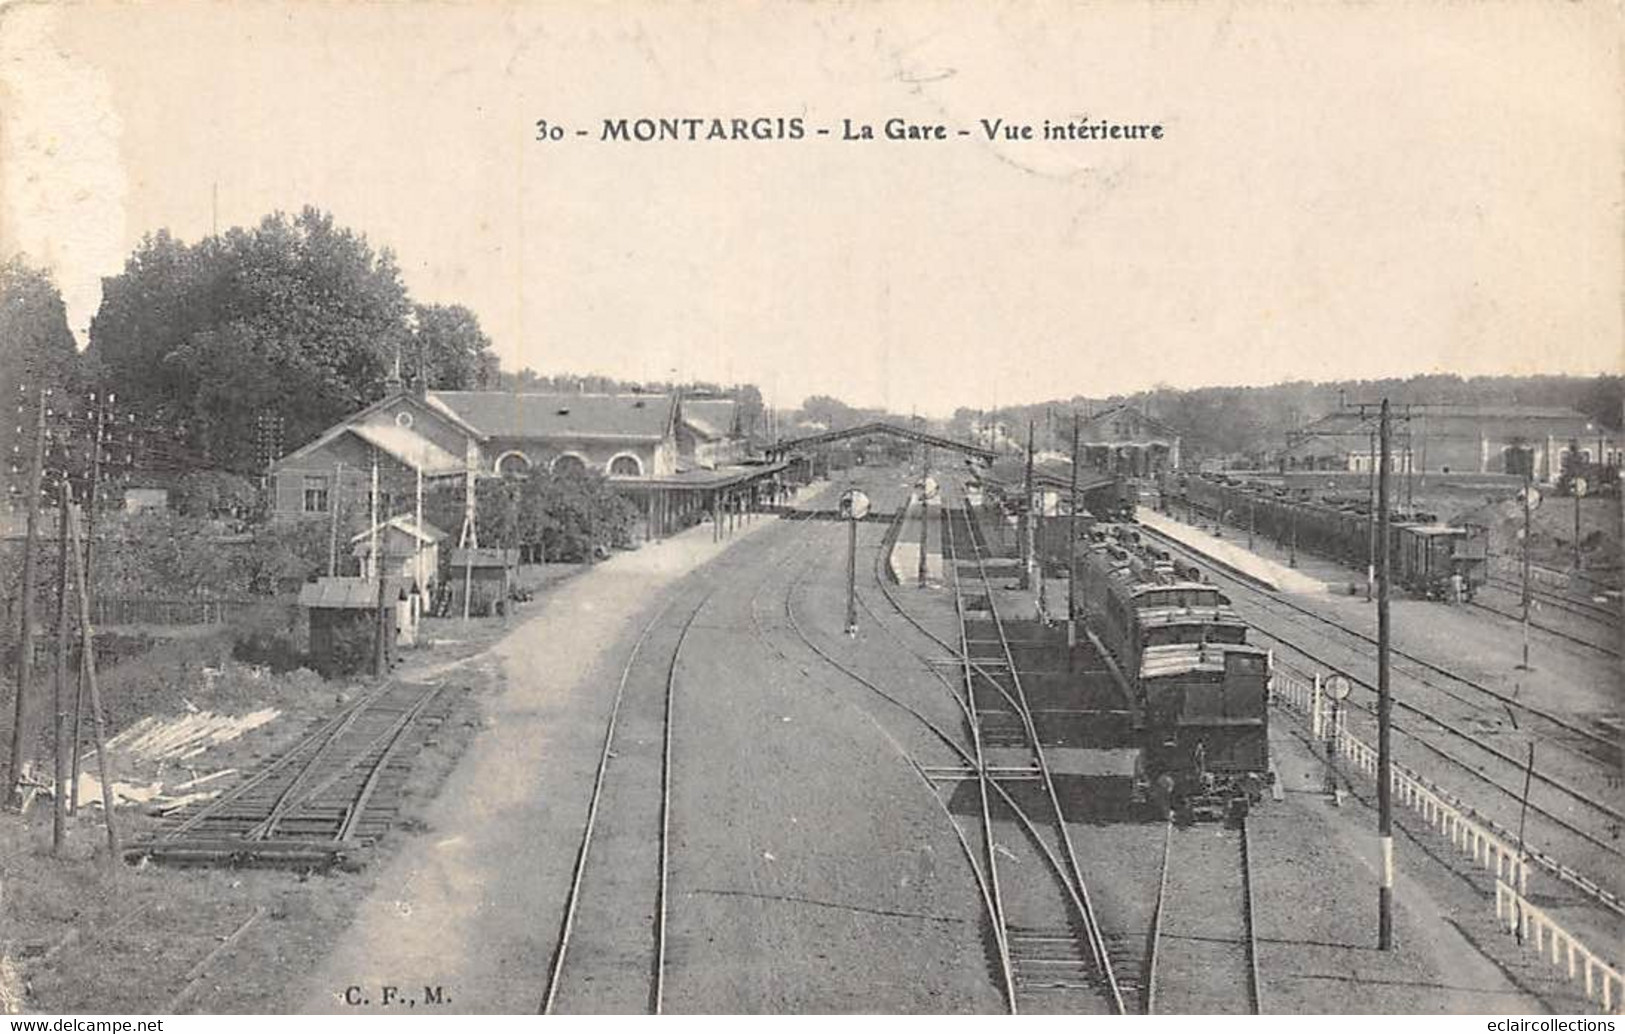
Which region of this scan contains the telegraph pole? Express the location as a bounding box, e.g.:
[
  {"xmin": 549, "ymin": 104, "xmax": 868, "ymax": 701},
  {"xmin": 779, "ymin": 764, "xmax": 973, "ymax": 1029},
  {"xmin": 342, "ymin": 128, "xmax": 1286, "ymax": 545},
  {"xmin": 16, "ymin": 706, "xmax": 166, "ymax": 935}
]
[
  {"xmin": 5, "ymin": 387, "xmax": 48, "ymax": 804},
  {"xmin": 1366, "ymin": 427, "xmax": 1377, "ymax": 602},
  {"xmin": 1068, "ymin": 413, "xmax": 1080, "ymax": 653},
  {"xmin": 70, "ymin": 391, "xmax": 111, "ymax": 815},
  {"xmin": 1377, "ymin": 399, "xmax": 1395, "ymax": 950},
  {"xmin": 1020, "ymin": 421, "xmax": 1034, "ymax": 590},
  {"xmin": 1518, "ymin": 467, "xmax": 1533, "ymax": 671},
  {"xmin": 328, "ymin": 461, "xmax": 344, "ymax": 576},
  {"xmin": 51, "ymin": 479, "xmax": 71, "ymax": 852}
]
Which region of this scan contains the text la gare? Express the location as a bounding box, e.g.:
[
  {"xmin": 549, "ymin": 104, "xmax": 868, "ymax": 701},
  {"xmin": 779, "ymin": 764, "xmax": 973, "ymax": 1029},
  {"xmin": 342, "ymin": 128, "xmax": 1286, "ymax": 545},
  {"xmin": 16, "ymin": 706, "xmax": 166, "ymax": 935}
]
[
  {"xmin": 843, "ymin": 118, "xmax": 947, "ymax": 141},
  {"xmin": 842, "ymin": 118, "xmax": 1034, "ymax": 141}
]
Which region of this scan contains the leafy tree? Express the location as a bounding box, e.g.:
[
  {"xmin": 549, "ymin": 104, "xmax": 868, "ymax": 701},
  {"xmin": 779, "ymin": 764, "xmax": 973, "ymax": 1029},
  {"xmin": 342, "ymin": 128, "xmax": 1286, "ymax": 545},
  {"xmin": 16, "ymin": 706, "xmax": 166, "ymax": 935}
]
[
  {"xmin": 519, "ymin": 469, "xmax": 636, "ymax": 561},
  {"xmin": 0, "ymin": 257, "xmax": 80, "ymax": 467},
  {"xmin": 408, "ymin": 303, "xmax": 496, "ymax": 390},
  {"xmin": 87, "ymin": 208, "xmax": 433, "ymax": 473}
]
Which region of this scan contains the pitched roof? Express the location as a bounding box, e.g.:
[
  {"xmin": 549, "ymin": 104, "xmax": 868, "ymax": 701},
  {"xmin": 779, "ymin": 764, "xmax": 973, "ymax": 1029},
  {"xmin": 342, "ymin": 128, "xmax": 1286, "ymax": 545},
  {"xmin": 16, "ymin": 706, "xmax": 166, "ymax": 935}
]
[
  {"xmin": 681, "ymin": 397, "xmax": 739, "ymax": 440},
  {"xmin": 274, "ymin": 391, "xmax": 470, "ymax": 472},
  {"xmin": 348, "ymin": 422, "xmax": 465, "ymax": 475},
  {"xmin": 349, "ymin": 514, "xmax": 448, "ymax": 549},
  {"xmin": 427, "ymin": 391, "xmax": 675, "ymax": 440},
  {"xmin": 1079, "ymin": 404, "xmax": 1183, "ymax": 441}
]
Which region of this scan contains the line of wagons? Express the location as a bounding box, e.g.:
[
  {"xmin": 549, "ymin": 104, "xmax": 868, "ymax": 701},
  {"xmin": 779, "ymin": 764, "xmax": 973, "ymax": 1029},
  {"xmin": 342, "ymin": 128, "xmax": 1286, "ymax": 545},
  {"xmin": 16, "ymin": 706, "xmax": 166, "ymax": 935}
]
[{"xmin": 1163, "ymin": 473, "xmax": 1488, "ymax": 600}]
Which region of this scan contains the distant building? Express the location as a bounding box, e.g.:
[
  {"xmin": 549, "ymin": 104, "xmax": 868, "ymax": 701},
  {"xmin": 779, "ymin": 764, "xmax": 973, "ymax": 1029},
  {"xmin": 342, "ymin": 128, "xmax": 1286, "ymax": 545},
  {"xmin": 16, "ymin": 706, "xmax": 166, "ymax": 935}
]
[
  {"xmin": 1282, "ymin": 405, "xmax": 1620, "ymax": 482},
  {"xmin": 123, "ymin": 487, "xmax": 169, "ymax": 514},
  {"xmin": 1075, "ymin": 405, "xmax": 1182, "ymax": 476}
]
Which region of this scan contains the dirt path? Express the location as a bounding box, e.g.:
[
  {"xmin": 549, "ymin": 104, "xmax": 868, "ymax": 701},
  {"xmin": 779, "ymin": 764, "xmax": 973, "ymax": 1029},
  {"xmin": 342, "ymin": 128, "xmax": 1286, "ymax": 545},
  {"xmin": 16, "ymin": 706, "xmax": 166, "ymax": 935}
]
[{"xmin": 298, "ymin": 517, "xmax": 776, "ymax": 1014}]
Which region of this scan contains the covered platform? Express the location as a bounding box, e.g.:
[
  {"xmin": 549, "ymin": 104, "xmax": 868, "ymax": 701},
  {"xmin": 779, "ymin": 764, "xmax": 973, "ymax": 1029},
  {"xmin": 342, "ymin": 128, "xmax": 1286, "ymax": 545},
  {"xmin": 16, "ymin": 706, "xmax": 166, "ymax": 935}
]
[{"xmin": 613, "ymin": 460, "xmax": 793, "ymax": 542}]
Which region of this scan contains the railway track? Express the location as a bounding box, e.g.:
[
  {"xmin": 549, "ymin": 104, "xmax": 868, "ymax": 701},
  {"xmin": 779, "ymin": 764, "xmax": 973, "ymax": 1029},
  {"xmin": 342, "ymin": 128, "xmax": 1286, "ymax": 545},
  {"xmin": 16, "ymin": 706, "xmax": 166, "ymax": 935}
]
[
  {"xmin": 1145, "ymin": 818, "xmax": 1262, "ymax": 1015},
  {"xmin": 767, "ymin": 487, "xmax": 1134, "ymax": 1013},
  {"xmin": 1473, "ymin": 578, "xmax": 1621, "ymax": 659},
  {"xmin": 130, "ymin": 678, "xmax": 454, "ymax": 867},
  {"xmin": 1140, "ymin": 520, "xmax": 1619, "ymax": 774},
  {"xmin": 539, "ymin": 580, "xmax": 718, "ymax": 1014},
  {"xmin": 1134, "ymin": 520, "xmax": 1625, "ymax": 914},
  {"xmin": 944, "ymin": 493, "xmax": 1127, "ymax": 1013}
]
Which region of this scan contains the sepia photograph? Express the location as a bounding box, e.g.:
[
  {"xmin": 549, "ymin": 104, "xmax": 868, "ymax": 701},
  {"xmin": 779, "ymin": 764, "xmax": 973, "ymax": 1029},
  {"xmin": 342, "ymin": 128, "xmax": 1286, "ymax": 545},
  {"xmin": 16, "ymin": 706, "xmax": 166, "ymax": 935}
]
[{"xmin": 0, "ymin": 0, "xmax": 1620, "ymax": 1020}]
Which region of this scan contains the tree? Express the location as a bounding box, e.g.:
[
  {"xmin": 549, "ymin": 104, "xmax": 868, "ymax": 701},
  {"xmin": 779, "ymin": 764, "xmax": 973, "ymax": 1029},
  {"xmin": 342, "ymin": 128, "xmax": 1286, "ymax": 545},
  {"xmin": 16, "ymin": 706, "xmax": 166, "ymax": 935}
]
[
  {"xmin": 173, "ymin": 470, "xmax": 261, "ymax": 522},
  {"xmin": 409, "ymin": 303, "xmax": 496, "ymax": 391},
  {"xmin": 0, "ymin": 258, "xmax": 80, "ymax": 464},
  {"xmin": 87, "ymin": 208, "xmax": 420, "ymax": 473}
]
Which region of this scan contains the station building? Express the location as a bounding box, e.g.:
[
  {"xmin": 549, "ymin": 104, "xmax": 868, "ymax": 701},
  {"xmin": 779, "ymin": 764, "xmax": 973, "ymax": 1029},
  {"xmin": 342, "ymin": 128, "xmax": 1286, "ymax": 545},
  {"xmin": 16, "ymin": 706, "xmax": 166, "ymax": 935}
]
[
  {"xmin": 1075, "ymin": 405, "xmax": 1183, "ymax": 476},
  {"xmin": 1281, "ymin": 404, "xmax": 1621, "ymax": 482},
  {"xmin": 269, "ymin": 382, "xmax": 786, "ymax": 543}
]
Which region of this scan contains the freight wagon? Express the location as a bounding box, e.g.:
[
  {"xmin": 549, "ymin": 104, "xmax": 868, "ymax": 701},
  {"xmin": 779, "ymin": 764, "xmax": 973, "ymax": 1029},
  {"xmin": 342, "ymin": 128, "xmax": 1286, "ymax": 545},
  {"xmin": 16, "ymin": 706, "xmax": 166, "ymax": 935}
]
[{"xmin": 1168, "ymin": 474, "xmax": 1487, "ymax": 599}]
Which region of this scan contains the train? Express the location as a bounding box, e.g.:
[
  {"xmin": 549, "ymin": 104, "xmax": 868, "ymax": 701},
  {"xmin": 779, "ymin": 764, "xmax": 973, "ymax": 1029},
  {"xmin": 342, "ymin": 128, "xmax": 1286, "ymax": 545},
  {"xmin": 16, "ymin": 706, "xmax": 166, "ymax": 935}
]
[
  {"xmin": 1077, "ymin": 521, "xmax": 1273, "ymax": 822},
  {"xmin": 1165, "ymin": 473, "xmax": 1488, "ymax": 600}
]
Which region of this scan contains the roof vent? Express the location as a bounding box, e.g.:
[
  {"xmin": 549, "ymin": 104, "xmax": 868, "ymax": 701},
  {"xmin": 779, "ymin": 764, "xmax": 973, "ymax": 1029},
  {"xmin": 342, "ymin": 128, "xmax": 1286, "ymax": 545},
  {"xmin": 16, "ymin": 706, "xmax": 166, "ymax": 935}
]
[
  {"xmin": 556, "ymin": 407, "xmax": 570, "ymax": 416},
  {"xmin": 633, "ymin": 399, "xmax": 646, "ymax": 408}
]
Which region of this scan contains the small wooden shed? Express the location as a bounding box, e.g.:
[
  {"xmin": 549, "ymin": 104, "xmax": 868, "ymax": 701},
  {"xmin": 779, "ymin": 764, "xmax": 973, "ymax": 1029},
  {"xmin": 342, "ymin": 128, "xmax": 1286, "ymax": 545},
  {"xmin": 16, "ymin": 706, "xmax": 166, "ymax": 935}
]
[
  {"xmin": 351, "ymin": 515, "xmax": 446, "ymax": 591},
  {"xmin": 443, "ymin": 548, "xmax": 518, "ymax": 618},
  {"xmin": 298, "ymin": 576, "xmax": 404, "ymax": 676}
]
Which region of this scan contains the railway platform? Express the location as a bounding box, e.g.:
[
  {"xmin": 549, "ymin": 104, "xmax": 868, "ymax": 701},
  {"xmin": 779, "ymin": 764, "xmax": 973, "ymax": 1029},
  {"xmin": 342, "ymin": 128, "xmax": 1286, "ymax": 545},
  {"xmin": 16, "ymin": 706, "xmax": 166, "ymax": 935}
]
[{"xmin": 1137, "ymin": 506, "xmax": 1333, "ymax": 594}]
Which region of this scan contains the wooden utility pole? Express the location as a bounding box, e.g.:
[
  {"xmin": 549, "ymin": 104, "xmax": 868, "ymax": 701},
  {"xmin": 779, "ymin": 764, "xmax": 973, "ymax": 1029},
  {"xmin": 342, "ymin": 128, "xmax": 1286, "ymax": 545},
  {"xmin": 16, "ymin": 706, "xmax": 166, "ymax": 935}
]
[
  {"xmin": 70, "ymin": 391, "xmax": 111, "ymax": 816},
  {"xmin": 328, "ymin": 462, "xmax": 344, "ymax": 576},
  {"xmin": 1377, "ymin": 398, "xmax": 1395, "ymax": 950},
  {"xmin": 369, "ymin": 448, "xmax": 380, "ymax": 577},
  {"xmin": 461, "ymin": 438, "xmax": 478, "ymax": 622},
  {"xmin": 5, "ymin": 387, "xmax": 47, "ymax": 804},
  {"xmin": 66, "ymin": 504, "xmax": 118, "ymax": 859},
  {"xmin": 1020, "ymin": 421, "xmax": 1034, "ymax": 590},
  {"xmin": 1068, "ymin": 413, "xmax": 1080, "ymax": 653},
  {"xmin": 1366, "ymin": 428, "xmax": 1377, "ymax": 601},
  {"xmin": 1519, "ymin": 467, "xmax": 1533, "ymax": 672},
  {"xmin": 51, "ymin": 480, "xmax": 71, "ymax": 852}
]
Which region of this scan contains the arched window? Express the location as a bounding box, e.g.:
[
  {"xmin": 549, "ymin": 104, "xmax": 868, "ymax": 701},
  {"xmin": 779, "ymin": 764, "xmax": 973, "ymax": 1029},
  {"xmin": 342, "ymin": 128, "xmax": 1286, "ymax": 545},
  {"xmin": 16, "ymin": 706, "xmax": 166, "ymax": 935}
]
[
  {"xmin": 608, "ymin": 453, "xmax": 643, "ymax": 477},
  {"xmin": 495, "ymin": 450, "xmax": 532, "ymax": 478},
  {"xmin": 551, "ymin": 453, "xmax": 588, "ymax": 477}
]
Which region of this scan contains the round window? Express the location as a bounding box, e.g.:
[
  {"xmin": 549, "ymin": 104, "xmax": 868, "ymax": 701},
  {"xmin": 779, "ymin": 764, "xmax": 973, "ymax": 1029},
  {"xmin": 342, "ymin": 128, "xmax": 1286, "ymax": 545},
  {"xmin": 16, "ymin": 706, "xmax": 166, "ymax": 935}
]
[{"xmin": 395, "ymin": 411, "xmax": 414, "ymax": 428}]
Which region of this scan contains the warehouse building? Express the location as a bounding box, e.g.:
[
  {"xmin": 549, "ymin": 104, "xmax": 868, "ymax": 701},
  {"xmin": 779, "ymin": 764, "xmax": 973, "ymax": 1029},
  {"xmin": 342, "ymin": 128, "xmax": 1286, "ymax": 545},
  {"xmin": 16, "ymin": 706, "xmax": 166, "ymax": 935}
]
[{"xmin": 1281, "ymin": 404, "xmax": 1620, "ymax": 483}]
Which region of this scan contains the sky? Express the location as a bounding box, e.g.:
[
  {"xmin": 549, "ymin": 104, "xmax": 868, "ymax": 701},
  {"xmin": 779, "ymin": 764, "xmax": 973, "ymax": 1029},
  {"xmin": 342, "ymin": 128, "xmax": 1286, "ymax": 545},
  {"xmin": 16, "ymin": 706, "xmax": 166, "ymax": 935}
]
[{"xmin": 1, "ymin": 1, "xmax": 1620, "ymax": 416}]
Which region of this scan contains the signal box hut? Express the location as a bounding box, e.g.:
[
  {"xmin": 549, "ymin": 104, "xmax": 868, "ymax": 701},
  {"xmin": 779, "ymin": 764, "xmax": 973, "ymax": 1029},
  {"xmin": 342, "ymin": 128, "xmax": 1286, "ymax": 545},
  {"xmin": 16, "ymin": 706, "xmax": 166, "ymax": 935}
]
[
  {"xmin": 444, "ymin": 547, "xmax": 519, "ymax": 617},
  {"xmin": 298, "ymin": 576, "xmax": 404, "ymax": 677}
]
